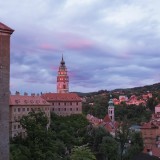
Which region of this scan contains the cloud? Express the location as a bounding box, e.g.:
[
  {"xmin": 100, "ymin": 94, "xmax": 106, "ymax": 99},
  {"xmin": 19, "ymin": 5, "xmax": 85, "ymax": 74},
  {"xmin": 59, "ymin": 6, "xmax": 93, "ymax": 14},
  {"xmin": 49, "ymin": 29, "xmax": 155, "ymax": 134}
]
[{"xmin": 1, "ymin": 0, "xmax": 160, "ymax": 93}]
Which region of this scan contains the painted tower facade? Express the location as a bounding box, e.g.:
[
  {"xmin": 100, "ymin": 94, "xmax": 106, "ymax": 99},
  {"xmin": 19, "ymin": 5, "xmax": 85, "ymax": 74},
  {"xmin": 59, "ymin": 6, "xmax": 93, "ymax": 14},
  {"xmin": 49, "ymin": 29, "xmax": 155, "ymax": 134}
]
[
  {"xmin": 108, "ymin": 95, "xmax": 115, "ymax": 122},
  {"xmin": 57, "ymin": 56, "xmax": 69, "ymax": 93},
  {"xmin": 0, "ymin": 22, "xmax": 14, "ymax": 160}
]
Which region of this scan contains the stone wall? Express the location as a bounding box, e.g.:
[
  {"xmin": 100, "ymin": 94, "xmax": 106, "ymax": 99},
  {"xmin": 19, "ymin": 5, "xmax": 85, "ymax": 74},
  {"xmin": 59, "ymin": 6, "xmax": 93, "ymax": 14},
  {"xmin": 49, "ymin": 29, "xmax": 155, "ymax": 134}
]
[{"xmin": 0, "ymin": 23, "xmax": 14, "ymax": 160}]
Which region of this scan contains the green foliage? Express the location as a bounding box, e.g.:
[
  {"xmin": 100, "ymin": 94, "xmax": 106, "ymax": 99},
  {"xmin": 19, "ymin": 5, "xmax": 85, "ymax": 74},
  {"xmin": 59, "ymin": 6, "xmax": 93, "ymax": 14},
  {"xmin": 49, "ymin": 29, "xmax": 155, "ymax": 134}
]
[
  {"xmin": 70, "ymin": 146, "xmax": 96, "ymax": 160},
  {"xmin": 115, "ymin": 105, "xmax": 152, "ymax": 124},
  {"xmin": 99, "ymin": 136, "xmax": 119, "ymax": 160}
]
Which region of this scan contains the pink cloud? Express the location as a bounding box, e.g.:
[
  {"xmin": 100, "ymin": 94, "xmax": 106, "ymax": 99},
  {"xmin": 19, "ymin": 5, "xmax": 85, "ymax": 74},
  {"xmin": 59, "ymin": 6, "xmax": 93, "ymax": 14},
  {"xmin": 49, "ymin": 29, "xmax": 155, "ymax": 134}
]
[
  {"xmin": 65, "ymin": 39, "xmax": 94, "ymax": 50},
  {"xmin": 50, "ymin": 66, "xmax": 58, "ymax": 71},
  {"xmin": 39, "ymin": 43, "xmax": 57, "ymax": 51}
]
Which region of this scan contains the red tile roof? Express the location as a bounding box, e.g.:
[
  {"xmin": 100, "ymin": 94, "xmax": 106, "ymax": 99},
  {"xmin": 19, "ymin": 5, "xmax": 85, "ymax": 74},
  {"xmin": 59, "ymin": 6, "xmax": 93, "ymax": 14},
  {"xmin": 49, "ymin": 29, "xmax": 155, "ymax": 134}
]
[
  {"xmin": 41, "ymin": 93, "xmax": 82, "ymax": 102},
  {"xmin": 140, "ymin": 122, "xmax": 158, "ymax": 129},
  {"xmin": 0, "ymin": 22, "xmax": 14, "ymax": 34},
  {"xmin": 103, "ymin": 114, "xmax": 112, "ymax": 123},
  {"xmin": 10, "ymin": 95, "xmax": 51, "ymax": 106},
  {"xmin": 155, "ymin": 104, "xmax": 160, "ymax": 108}
]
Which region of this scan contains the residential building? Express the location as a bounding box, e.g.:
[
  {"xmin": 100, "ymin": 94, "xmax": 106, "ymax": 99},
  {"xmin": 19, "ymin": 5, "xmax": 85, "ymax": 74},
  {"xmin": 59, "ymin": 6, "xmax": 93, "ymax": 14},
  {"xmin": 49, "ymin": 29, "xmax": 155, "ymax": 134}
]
[{"xmin": 141, "ymin": 104, "xmax": 160, "ymax": 158}]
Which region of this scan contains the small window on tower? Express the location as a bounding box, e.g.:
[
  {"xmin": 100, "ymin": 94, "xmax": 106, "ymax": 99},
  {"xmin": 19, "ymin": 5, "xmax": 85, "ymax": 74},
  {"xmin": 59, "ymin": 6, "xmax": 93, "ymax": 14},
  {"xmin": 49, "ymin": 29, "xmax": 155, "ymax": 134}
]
[{"xmin": 63, "ymin": 84, "xmax": 66, "ymax": 89}]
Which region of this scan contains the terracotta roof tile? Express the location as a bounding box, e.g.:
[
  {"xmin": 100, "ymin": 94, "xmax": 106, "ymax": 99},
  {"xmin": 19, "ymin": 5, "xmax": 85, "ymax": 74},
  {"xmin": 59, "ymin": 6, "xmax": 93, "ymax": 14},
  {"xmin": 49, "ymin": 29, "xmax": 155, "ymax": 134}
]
[
  {"xmin": 103, "ymin": 114, "xmax": 111, "ymax": 123},
  {"xmin": 10, "ymin": 95, "xmax": 51, "ymax": 106},
  {"xmin": 41, "ymin": 93, "xmax": 81, "ymax": 102}
]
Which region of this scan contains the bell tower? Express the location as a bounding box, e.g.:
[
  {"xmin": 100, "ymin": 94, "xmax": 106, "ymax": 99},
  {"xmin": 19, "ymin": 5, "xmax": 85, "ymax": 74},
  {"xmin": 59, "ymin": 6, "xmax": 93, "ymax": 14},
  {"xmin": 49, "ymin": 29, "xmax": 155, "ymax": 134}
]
[
  {"xmin": 0, "ymin": 22, "xmax": 14, "ymax": 160},
  {"xmin": 57, "ymin": 55, "xmax": 69, "ymax": 93},
  {"xmin": 108, "ymin": 95, "xmax": 115, "ymax": 122}
]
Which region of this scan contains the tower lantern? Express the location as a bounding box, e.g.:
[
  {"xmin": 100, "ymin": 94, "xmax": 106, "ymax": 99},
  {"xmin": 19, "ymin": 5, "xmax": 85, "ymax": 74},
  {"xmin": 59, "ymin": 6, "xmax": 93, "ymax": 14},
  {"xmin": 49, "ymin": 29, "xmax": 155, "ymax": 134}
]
[
  {"xmin": 108, "ymin": 95, "xmax": 115, "ymax": 122},
  {"xmin": 57, "ymin": 55, "xmax": 69, "ymax": 93}
]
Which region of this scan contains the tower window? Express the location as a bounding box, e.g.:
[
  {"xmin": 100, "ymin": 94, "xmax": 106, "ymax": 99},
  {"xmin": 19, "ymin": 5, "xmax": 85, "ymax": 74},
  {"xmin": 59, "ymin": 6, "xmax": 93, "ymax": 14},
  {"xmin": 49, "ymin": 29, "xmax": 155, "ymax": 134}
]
[{"xmin": 70, "ymin": 108, "xmax": 72, "ymax": 111}]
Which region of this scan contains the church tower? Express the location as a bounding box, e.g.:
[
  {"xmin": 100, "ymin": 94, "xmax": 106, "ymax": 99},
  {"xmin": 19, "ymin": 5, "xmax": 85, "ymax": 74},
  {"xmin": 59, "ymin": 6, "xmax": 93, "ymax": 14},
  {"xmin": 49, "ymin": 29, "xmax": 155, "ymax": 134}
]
[
  {"xmin": 108, "ymin": 95, "xmax": 115, "ymax": 122},
  {"xmin": 57, "ymin": 55, "xmax": 69, "ymax": 93},
  {"xmin": 0, "ymin": 22, "xmax": 14, "ymax": 160}
]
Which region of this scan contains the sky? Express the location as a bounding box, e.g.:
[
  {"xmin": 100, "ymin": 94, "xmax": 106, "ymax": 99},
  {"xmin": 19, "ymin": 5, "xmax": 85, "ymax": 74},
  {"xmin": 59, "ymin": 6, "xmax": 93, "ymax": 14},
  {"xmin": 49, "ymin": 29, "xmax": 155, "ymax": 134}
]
[{"xmin": 1, "ymin": 0, "xmax": 160, "ymax": 94}]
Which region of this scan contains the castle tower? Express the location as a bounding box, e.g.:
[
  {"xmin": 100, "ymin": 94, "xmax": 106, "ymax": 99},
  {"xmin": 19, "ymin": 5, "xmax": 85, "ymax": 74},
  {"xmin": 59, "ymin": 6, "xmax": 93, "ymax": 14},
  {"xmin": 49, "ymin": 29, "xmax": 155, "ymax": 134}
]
[
  {"xmin": 0, "ymin": 22, "xmax": 14, "ymax": 160},
  {"xmin": 108, "ymin": 95, "xmax": 115, "ymax": 122},
  {"xmin": 57, "ymin": 55, "xmax": 69, "ymax": 93}
]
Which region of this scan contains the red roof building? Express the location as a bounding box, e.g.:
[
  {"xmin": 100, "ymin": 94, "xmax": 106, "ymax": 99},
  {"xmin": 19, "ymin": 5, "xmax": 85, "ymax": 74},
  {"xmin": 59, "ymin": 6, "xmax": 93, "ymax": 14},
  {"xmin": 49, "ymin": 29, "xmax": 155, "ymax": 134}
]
[
  {"xmin": 10, "ymin": 94, "xmax": 51, "ymax": 138},
  {"xmin": 42, "ymin": 93, "xmax": 82, "ymax": 116}
]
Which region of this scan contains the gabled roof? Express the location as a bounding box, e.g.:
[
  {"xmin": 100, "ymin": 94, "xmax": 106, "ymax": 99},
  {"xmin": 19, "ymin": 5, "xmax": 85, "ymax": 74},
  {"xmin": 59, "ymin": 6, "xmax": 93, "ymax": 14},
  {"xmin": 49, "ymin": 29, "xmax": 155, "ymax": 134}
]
[
  {"xmin": 0, "ymin": 22, "xmax": 14, "ymax": 34},
  {"xmin": 155, "ymin": 104, "xmax": 160, "ymax": 108},
  {"xmin": 41, "ymin": 93, "xmax": 82, "ymax": 102},
  {"xmin": 140, "ymin": 122, "xmax": 158, "ymax": 129},
  {"xmin": 10, "ymin": 95, "xmax": 51, "ymax": 106},
  {"xmin": 103, "ymin": 114, "xmax": 111, "ymax": 123}
]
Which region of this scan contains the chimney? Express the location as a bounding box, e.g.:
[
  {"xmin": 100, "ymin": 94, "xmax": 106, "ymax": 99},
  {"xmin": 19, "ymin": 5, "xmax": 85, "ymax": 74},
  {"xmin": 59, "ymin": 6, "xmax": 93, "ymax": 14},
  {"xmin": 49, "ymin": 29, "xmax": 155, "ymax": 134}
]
[
  {"xmin": 15, "ymin": 91, "xmax": 20, "ymax": 95},
  {"xmin": 31, "ymin": 93, "xmax": 35, "ymax": 96},
  {"xmin": 24, "ymin": 92, "xmax": 28, "ymax": 96}
]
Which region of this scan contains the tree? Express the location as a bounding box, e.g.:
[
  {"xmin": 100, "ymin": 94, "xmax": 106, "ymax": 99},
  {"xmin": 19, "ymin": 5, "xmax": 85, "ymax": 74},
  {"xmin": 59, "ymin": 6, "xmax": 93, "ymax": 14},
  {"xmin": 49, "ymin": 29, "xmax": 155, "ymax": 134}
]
[
  {"xmin": 99, "ymin": 136, "xmax": 119, "ymax": 160},
  {"xmin": 11, "ymin": 111, "xmax": 66, "ymax": 160},
  {"xmin": 115, "ymin": 123, "xmax": 130, "ymax": 160},
  {"xmin": 124, "ymin": 132, "xmax": 143, "ymax": 159},
  {"xmin": 70, "ymin": 146, "xmax": 96, "ymax": 160}
]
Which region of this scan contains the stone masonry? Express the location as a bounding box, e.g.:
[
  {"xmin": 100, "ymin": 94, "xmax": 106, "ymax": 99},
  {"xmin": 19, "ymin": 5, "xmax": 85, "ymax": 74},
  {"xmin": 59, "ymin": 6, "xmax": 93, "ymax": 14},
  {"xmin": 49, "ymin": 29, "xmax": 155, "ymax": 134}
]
[{"xmin": 0, "ymin": 22, "xmax": 14, "ymax": 160}]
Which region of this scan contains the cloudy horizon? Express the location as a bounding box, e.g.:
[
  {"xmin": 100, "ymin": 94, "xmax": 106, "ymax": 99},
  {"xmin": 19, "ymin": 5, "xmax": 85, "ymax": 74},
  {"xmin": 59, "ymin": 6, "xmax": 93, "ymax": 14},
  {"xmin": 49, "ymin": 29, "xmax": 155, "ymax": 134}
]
[{"xmin": 1, "ymin": 0, "xmax": 160, "ymax": 94}]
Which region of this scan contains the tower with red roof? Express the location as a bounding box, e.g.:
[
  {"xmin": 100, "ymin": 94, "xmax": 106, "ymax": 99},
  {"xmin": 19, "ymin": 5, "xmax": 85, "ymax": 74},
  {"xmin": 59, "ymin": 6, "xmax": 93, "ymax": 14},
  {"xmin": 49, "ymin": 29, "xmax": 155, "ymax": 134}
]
[
  {"xmin": 57, "ymin": 55, "xmax": 69, "ymax": 93},
  {"xmin": 0, "ymin": 22, "xmax": 14, "ymax": 160}
]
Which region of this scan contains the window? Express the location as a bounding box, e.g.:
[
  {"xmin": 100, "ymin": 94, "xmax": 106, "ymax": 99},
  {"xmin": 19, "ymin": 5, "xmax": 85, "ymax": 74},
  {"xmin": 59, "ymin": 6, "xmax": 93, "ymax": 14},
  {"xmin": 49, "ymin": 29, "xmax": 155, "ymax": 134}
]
[
  {"xmin": 58, "ymin": 108, "xmax": 60, "ymax": 111},
  {"xmin": 23, "ymin": 108, "xmax": 25, "ymax": 111},
  {"xmin": 52, "ymin": 102, "xmax": 54, "ymax": 105},
  {"xmin": 59, "ymin": 102, "xmax": 60, "ymax": 105},
  {"xmin": 18, "ymin": 108, "xmax": 20, "ymax": 112},
  {"xmin": 14, "ymin": 125, "xmax": 16, "ymax": 129},
  {"xmin": 76, "ymin": 102, "xmax": 78, "ymax": 105},
  {"xmin": 76, "ymin": 108, "xmax": 78, "ymax": 111},
  {"xmin": 64, "ymin": 108, "xmax": 66, "ymax": 111},
  {"xmin": 27, "ymin": 108, "xmax": 29, "ymax": 111},
  {"xmin": 64, "ymin": 102, "xmax": 66, "ymax": 106},
  {"xmin": 14, "ymin": 116, "xmax": 16, "ymax": 121},
  {"xmin": 70, "ymin": 108, "xmax": 72, "ymax": 111},
  {"xmin": 14, "ymin": 108, "xmax": 16, "ymax": 112},
  {"xmin": 18, "ymin": 125, "xmax": 20, "ymax": 129},
  {"xmin": 70, "ymin": 102, "xmax": 72, "ymax": 105},
  {"xmin": 52, "ymin": 108, "xmax": 54, "ymax": 111}
]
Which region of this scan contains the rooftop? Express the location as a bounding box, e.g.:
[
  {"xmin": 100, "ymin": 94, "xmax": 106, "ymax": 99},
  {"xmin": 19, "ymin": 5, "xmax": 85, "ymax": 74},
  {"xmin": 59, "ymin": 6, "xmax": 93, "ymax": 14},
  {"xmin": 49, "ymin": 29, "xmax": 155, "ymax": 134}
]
[
  {"xmin": 41, "ymin": 93, "xmax": 82, "ymax": 102},
  {"xmin": 10, "ymin": 95, "xmax": 51, "ymax": 106}
]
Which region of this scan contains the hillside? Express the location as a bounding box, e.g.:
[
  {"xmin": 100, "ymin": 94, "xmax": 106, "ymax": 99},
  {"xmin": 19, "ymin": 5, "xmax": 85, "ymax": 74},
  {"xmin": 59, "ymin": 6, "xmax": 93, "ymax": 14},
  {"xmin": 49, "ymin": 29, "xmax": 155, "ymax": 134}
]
[{"xmin": 73, "ymin": 82, "xmax": 160, "ymax": 97}]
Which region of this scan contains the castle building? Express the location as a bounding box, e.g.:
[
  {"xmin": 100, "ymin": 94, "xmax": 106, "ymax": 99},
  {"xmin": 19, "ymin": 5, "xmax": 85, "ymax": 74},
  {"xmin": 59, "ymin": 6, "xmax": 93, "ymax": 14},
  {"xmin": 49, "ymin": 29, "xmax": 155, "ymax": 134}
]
[
  {"xmin": 41, "ymin": 93, "xmax": 82, "ymax": 116},
  {"xmin": 9, "ymin": 93, "xmax": 51, "ymax": 138},
  {"xmin": 0, "ymin": 22, "xmax": 14, "ymax": 160},
  {"xmin": 57, "ymin": 55, "xmax": 69, "ymax": 93},
  {"xmin": 42, "ymin": 56, "xmax": 82, "ymax": 116}
]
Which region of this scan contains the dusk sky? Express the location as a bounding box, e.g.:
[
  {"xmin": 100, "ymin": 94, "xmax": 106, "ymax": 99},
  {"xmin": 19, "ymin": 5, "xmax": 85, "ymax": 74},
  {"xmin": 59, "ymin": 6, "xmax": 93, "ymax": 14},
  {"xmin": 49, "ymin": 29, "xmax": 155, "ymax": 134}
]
[{"xmin": 1, "ymin": 0, "xmax": 160, "ymax": 94}]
